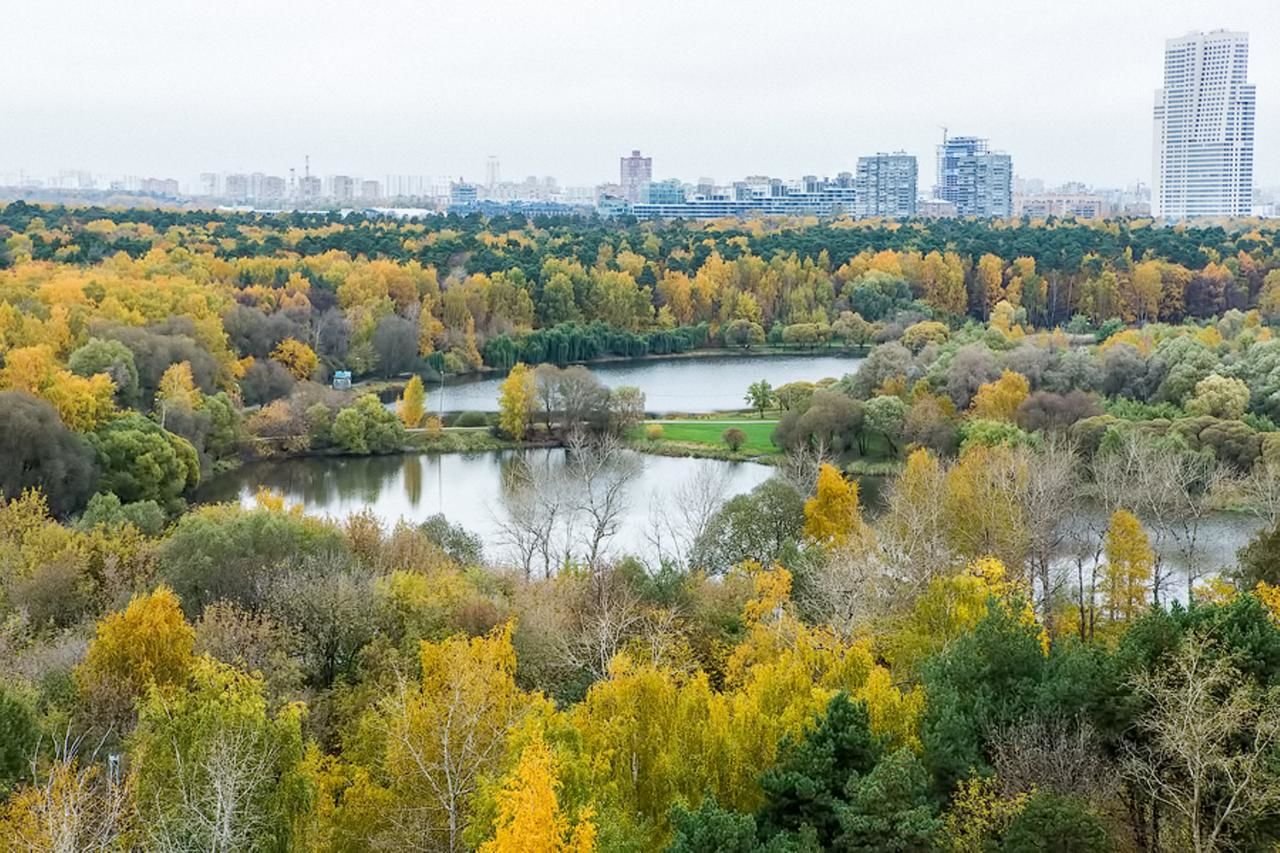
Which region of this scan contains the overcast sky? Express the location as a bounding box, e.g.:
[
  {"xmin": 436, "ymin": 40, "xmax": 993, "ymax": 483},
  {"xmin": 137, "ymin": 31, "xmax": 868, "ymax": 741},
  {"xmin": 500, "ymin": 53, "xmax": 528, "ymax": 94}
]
[{"xmin": 5, "ymin": 0, "xmax": 1277, "ymax": 190}]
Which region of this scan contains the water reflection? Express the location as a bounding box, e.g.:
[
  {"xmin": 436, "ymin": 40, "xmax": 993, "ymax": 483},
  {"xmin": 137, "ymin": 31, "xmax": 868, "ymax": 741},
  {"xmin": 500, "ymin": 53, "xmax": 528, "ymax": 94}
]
[
  {"xmin": 197, "ymin": 450, "xmax": 776, "ymax": 562},
  {"xmin": 196, "ymin": 450, "xmax": 1266, "ymax": 591}
]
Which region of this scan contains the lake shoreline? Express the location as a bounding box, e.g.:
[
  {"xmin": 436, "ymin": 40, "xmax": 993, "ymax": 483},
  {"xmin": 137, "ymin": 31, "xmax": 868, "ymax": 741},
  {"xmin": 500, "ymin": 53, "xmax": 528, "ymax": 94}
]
[{"xmin": 358, "ymin": 344, "xmax": 870, "ymax": 397}]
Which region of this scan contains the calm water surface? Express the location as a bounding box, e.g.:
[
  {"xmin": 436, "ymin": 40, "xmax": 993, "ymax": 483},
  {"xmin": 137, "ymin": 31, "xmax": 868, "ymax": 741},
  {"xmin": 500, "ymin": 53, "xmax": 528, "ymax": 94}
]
[
  {"xmin": 198, "ymin": 450, "xmax": 775, "ymax": 563},
  {"xmin": 198, "ymin": 446, "xmax": 1265, "ymax": 594},
  {"xmin": 420, "ymin": 353, "xmax": 863, "ymax": 414}
]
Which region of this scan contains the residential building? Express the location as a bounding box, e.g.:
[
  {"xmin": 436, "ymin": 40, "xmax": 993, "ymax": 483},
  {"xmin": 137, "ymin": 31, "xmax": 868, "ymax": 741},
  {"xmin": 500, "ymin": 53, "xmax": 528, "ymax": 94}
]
[
  {"xmin": 261, "ymin": 175, "xmax": 286, "ymax": 201},
  {"xmin": 855, "ymin": 152, "xmax": 918, "ymax": 218},
  {"xmin": 620, "ymin": 149, "xmax": 652, "ymax": 203},
  {"xmin": 361, "ymin": 180, "xmax": 382, "ymax": 201},
  {"xmin": 1152, "ymin": 29, "xmax": 1255, "ymax": 218},
  {"xmin": 225, "ymin": 173, "xmax": 249, "ymax": 201},
  {"xmin": 1016, "ymin": 191, "xmax": 1112, "ymax": 219},
  {"xmin": 935, "ymin": 135, "xmax": 1013, "ymax": 217},
  {"xmin": 485, "ymin": 156, "xmax": 500, "ymax": 189},
  {"xmin": 450, "ymin": 181, "xmax": 479, "ymax": 207},
  {"xmin": 643, "ymin": 179, "xmax": 685, "ymax": 205},
  {"xmin": 299, "ymin": 175, "xmax": 322, "ymax": 199},
  {"xmin": 627, "ymin": 175, "xmax": 856, "ymax": 219},
  {"xmin": 332, "ymin": 175, "xmax": 355, "ymax": 202},
  {"xmin": 139, "ymin": 177, "xmax": 179, "ymax": 196},
  {"xmin": 917, "ymin": 198, "xmax": 958, "ymax": 218},
  {"xmin": 199, "ymin": 173, "xmax": 219, "ymax": 196}
]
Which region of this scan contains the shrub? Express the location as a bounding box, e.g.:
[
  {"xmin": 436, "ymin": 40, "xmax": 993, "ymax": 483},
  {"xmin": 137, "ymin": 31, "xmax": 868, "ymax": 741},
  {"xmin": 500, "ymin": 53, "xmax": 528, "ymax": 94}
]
[
  {"xmin": 645, "ymin": 423, "xmax": 664, "ymax": 441},
  {"xmin": 722, "ymin": 427, "xmax": 747, "ymax": 452},
  {"xmin": 453, "ymin": 411, "xmax": 489, "ymax": 428}
]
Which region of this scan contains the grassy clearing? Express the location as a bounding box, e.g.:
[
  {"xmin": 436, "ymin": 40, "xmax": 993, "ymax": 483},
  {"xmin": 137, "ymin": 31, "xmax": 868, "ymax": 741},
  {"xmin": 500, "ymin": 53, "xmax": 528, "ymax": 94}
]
[{"xmin": 634, "ymin": 419, "xmax": 780, "ymax": 455}]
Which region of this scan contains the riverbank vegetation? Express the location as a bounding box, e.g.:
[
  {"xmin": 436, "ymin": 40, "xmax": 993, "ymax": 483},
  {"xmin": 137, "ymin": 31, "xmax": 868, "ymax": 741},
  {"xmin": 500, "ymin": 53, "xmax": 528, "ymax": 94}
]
[{"xmin": 8, "ymin": 205, "xmax": 1280, "ymax": 849}]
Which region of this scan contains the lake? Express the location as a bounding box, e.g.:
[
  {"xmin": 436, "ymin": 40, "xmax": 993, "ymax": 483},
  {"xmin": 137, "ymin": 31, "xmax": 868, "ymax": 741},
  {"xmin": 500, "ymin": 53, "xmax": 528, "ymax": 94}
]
[
  {"xmin": 196, "ymin": 445, "xmax": 1266, "ymax": 598},
  {"xmin": 197, "ymin": 450, "xmax": 776, "ymax": 566},
  {"xmin": 417, "ymin": 353, "xmax": 864, "ymax": 414}
]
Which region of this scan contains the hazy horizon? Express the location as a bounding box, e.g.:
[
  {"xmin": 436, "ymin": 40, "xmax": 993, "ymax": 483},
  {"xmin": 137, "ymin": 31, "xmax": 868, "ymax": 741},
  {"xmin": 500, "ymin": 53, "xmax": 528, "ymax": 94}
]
[{"xmin": 6, "ymin": 0, "xmax": 1278, "ymax": 190}]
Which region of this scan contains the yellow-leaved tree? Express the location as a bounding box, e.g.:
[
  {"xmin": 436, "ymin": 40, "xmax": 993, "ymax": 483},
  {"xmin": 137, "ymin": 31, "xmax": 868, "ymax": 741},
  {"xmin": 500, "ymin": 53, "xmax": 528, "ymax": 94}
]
[
  {"xmin": 969, "ymin": 369, "xmax": 1030, "ymax": 422},
  {"xmin": 380, "ymin": 623, "xmax": 530, "ymax": 852},
  {"xmin": 479, "ymin": 736, "xmax": 596, "ymax": 853},
  {"xmin": 75, "ymin": 586, "xmax": 195, "ymax": 725},
  {"xmin": 884, "ymin": 556, "xmax": 1039, "ymax": 674},
  {"xmin": 398, "ymin": 375, "xmax": 427, "ymax": 428},
  {"xmin": 1102, "ymin": 508, "xmax": 1153, "ymax": 622},
  {"xmin": 156, "ymin": 360, "xmax": 201, "ymax": 411},
  {"xmin": 270, "ymin": 337, "xmax": 319, "ymax": 380},
  {"xmin": 802, "ymin": 463, "xmax": 865, "ymax": 547},
  {"xmin": 498, "ymin": 362, "xmax": 536, "ymax": 440},
  {"xmin": 540, "ymin": 560, "xmax": 922, "ymax": 848}
]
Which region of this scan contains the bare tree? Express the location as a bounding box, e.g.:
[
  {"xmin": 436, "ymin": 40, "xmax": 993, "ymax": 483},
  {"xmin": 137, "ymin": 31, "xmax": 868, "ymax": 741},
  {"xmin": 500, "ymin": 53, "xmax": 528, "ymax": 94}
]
[
  {"xmin": 1222, "ymin": 458, "xmax": 1280, "ymax": 527},
  {"xmin": 1065, "ymin": 512, "xmax": 1108, "ymax": 642},
  {"xmin": 779, "ymin": 439, "xmax": 830, "ymax": 495},
  {"xmin": 878, "ymin": 451, "xmax": 954, "ymax": 586},
  {"xmin": 1016, "ymin": 439, "xmax": 1081, "ymax": 635},
  {"xmin": 643, "ymin": 464, "xmax": 731, "ymax": 570},
  {"xmin": 494, "ymin": 453, "xmax": 574, "ymax": 578},
  {"xmin": 798, "ymin": 543, "xmax": 901, "ymax": 639},
  {"xmin": 7, "ymin": 731, "xmax": 131, "ymax": 853},
  {"xmin": 146, "ymin": 724, "xmax": 281, "ymax": 853},
  {"xmin": 565, "ymin": 430, "xmax": 640, "ymax": 571},
  {"xmin": 1123, "ymin": 637, "xmax": 1280, "ymax": 853},
  {"xmin": 534, "ymin": 364, "xmax": 562, "ymax": 431},
  {"xmin": 990, "ymin": 715, "xmax": 1118, "ymax": 804},
  {"xmin": 565, "ymin": 568, "xmax": 648, "ymax": 680},
  {"xmin": 1091, "ymin": 433, "xmax": 1221, "ymax": 605}
]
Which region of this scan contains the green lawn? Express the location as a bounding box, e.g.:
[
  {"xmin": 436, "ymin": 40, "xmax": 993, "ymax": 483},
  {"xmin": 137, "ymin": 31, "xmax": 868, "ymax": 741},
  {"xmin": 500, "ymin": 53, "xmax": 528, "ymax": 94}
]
[{"xmin": 642, "ymin": 419, "xmax": 780, "ymax": 454}]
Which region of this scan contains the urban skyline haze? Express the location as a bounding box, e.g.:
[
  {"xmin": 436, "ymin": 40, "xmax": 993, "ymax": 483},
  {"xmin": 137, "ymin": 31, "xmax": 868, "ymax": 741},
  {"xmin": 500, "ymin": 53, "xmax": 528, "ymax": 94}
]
[{"xmin": 5, "ymin": 0, "xmax": 1278, "ymax": 191}]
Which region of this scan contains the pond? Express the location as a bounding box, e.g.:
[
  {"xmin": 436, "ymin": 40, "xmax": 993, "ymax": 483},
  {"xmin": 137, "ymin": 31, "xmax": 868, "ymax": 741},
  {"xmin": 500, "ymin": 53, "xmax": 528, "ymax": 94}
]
[
  {"xmin": 413, "ymin": 353, "xmax": 864, "ymax": 414},
  {"xmin": 196, "ymin": 447, "xmax": 1266, "ymax": 597},
  {"xmin": 197, "ymin": 450, "xmax": 776, "ymax": 566}
]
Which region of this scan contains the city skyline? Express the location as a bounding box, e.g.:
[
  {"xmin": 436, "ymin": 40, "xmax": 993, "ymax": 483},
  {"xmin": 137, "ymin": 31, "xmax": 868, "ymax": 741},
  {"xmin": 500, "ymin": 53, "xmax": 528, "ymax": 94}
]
[{"xmin": 4, "ymin": 0, "xmax": 1278, "ymax": 192}]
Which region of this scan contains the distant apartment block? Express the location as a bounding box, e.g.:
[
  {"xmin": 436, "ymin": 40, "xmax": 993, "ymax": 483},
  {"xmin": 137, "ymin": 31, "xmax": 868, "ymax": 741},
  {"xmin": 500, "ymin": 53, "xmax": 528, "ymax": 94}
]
[
  {"xmin": 450, "ymin": 181, "xmax": 479, "ymax": 207},
  {"xmin": 361, "ymin": 180, "xmax": 382, "ymax": 200},
  {"xmin": 1015, "ymin": 191, "xmax": 1112, "ymax": 219},
  {"xmin": 620, "ymin": 150, "xmax": 652, "ymax": 204},
  {"xmin": 261, "ymin": 175, "xmax": 286, "ymax": 200},
  {"xmin": 627, "ymin": 176, "xmax": 855, "ymax": 219},
  {"xmin": 917, "ymin": 197, "xmax": 958, "ymax": 218},
  {"xmin": 332, "ymin": 175, "xmax": 355, "ymax": 202},
  {"xmin": 935, "ymin": 135, "xmax": 1012, "ymax": 217},
  {"xmin": 225, "ymin": 173, "xmax": 249, "ymax": 201},
  {"xmin": 299, "ymin": 175, "xmax": 322, "ymax": 199},
  {"xmin": 1152, "ymin": 30, "xmax": 1255, "ymax": 218},
  {"xmin": 643, "ymin": 179, "xmax": 685, "ymax": 205},
  {"xmin": 139, "ymin": 177, "xmax": 179, "ymax": 197},
  {"xmin": 855, "ymin": 152, "xmax": 917, "ymax": 218}
]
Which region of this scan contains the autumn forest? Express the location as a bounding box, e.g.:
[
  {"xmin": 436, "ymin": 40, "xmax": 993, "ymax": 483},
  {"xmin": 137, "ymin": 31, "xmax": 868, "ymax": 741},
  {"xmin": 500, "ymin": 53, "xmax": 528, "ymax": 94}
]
[{"xmin": 4, "ymin": 203, "xmax": 1280, "ymax": 851}]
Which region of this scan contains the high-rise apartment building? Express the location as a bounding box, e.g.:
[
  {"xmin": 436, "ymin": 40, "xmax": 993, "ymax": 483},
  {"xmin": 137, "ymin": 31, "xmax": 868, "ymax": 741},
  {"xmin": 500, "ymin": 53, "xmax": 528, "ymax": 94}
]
[
  {"xmin": 620, "ymin": 149, "xmax": 652, "ymax": 203},
  {"xmin": 855, "ymin": 152, "xmax": 917, "ymax": 218},
  {"xmin": 935, "ymin": 135, "xmax": 1012, "ymax": 217},
  {"xmin": 331, "ymin": 175, "xmax": 355, "ymax": 202},
  {"xmin": 485, "ymin": 156, "xmax": 500, "ymax": 189},
  {"xmin": 1152, "ymin": 30, "xmax": 1255, "ymax": 218},
  {"xmin": 225, "ymin": 173, "xmax": 249, "ymax": 201}
]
